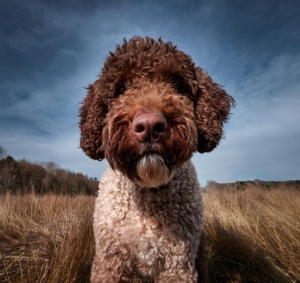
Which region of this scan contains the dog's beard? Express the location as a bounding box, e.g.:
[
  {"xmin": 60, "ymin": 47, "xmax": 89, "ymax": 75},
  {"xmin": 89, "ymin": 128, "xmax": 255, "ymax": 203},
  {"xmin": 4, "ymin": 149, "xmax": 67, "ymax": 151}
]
[{"xmin": 134, "ymin": 154, "xmax": 173, "ymax": 188}]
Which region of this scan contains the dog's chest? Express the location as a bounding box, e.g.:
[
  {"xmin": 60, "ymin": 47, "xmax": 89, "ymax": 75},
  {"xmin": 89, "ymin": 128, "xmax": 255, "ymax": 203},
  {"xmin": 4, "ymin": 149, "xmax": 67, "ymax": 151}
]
[
  {"xmin": 95, "ymin": 164, "xmax": 203, "ymax": 272},
  {"xmin": 100, "ymin": 186, "xmax": 202, "ymax": 260},
  {"xmin": 115, "ymin": 207, "xmax": 197, "ymax": 273}
]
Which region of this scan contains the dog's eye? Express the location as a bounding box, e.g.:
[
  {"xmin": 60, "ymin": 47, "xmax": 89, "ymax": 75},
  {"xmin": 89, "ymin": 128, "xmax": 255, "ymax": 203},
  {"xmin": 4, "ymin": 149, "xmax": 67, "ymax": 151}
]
[
  {"xmin": 119, "ymin": 85, "xmax": 126, "ymax": 93},
  {"xmin": 170, "ymin": 75, "xmax": 186, "ymax": 95},
  {"xmin": 171, "ymin": 81, "xmax": 180, "ymax": 90},
  {"xmin": 115, "ymin": 84, "xmax": 127, "ymax": 96}
]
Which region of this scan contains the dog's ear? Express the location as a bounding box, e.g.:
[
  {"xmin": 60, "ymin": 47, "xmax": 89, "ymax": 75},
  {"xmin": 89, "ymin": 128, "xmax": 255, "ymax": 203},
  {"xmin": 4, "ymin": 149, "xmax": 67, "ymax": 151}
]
[
  {"xmin": 195, "ymin": 67, "xmax": 235, "ymax": 153},
  {"xmin": 79, "ymin": 80, "xmax": 107, "ymax": 160}
]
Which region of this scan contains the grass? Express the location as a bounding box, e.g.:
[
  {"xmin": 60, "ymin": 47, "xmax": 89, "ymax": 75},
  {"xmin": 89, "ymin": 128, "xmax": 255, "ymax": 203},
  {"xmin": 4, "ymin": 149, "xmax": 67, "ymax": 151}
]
[
  {"xmin": 0, "ymin": 194, "xmax": 94, "ymax": 283},
  {"xmin": 0, "ymin": 184, "xmax": 299, "ymax": 282},
  {"xmin": 204, "ymin": 184, "xmax": 300, "ymax": 282}
]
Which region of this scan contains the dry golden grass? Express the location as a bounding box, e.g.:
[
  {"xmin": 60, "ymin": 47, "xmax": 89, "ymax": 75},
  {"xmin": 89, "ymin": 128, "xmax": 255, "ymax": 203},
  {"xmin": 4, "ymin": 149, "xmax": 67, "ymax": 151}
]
[
  {"xmin": 0, "ymin": 184, "xmax": 299, "ymax": 282},
  {"xmin": 0, "ymin": 194, "xmax": 94, "ymax": 283},
  {"xmin": 204, "ymin": 184, "xmax": 300, "ymax": 282}
]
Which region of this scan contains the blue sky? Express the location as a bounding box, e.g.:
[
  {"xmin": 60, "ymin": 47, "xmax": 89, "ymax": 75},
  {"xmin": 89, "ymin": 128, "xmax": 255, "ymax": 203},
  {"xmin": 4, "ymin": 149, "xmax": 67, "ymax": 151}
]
[{"xmin": 1, "ymin": 0, "xmax": 299, "ymax": 185}]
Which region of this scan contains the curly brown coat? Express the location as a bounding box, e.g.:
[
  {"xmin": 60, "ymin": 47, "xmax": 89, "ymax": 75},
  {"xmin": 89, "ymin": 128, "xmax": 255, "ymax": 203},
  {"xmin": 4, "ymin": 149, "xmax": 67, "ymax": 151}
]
[{"xmin": 79, "ymin": 36, "xmax": 234, "ymax": 282}]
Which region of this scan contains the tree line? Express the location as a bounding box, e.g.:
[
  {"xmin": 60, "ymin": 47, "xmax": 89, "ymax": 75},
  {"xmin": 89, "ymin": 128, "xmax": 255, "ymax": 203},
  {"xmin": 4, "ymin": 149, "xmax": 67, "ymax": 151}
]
[{"xmin": 0, "ymin": 146, "xmax": 98, "ymax": 195}]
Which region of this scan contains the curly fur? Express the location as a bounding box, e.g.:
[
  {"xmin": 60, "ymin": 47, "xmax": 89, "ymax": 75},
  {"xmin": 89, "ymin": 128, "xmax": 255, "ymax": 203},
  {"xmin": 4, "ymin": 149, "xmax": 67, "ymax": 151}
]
[{"xmin": 79, "ymin": 36, "xmax": 235, "ymax": 282}]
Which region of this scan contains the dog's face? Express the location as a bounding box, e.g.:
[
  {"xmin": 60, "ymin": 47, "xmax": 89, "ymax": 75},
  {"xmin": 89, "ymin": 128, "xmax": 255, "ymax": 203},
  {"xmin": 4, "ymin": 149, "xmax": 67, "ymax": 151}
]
[{"xmin": 79, "ymin": 37, "xmax": 234, "ymax": 188}]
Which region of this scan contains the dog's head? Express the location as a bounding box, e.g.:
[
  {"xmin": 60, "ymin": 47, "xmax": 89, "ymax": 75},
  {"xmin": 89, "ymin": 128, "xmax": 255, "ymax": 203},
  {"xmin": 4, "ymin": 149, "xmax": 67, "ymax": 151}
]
[{"xmin": 79, "ymin": 37, "xmax": 235, "ymax": 188}]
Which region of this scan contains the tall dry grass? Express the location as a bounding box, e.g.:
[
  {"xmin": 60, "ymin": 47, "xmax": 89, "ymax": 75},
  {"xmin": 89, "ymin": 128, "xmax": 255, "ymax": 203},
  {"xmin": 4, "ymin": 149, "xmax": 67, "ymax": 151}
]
[
  {"xmin": 0, "ymin": 194, "xmax": 94, "ymax": 283},
  {"xmin": 0, "ymin": 184, "xmax": 299, "ymax": 282},
  {"xmin": 204, "ymin": 184, "xmax": 300, "ymax": 282}
]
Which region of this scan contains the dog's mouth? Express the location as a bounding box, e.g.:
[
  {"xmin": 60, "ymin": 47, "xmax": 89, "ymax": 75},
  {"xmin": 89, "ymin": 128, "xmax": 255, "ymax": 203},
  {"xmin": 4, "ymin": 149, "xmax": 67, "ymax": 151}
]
[
  {"xmin": 133, "ymin": 153, "xmax": 175, "ymax": 188},
  {"xmin": 109, "ymin": 151, "xmax": 174, "ymax": 188},
  {"xmin": 117, "ymin": 140, "xmax": 170, "ymax": 165},
  {"xmin": 106, "ymin": 133, "xmax": 191, "ymax": 188}
]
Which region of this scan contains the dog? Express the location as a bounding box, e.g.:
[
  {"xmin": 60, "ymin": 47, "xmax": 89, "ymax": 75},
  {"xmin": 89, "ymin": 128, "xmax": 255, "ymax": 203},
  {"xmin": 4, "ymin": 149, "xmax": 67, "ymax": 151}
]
[{"xmin": 79, "ymin": 36, "xmax": 234, "ymax": 282}]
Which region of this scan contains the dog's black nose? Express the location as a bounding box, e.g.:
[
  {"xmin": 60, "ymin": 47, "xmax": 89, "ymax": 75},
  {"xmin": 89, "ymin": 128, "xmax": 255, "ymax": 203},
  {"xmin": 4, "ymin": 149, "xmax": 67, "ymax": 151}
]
[{"xmin": 132, "ymin": 112, "xmax": 167, "ymax": 142}]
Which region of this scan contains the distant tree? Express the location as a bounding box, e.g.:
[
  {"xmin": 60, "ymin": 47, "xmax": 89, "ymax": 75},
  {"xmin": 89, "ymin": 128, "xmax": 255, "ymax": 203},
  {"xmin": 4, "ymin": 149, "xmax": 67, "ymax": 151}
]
[
  {"xmin": 39, "ymin": 161, "xmax": 60, "ymax": 175},
  {"xmin": 0, "ymin": 155, "xmax": 98, "ymax": 195},
  {"xmin": 206, "ymin": 180, "xmax": 218, "ymax": 190},
  {"xmin": 0, "ymin": 145, "xmax": 8, "ymax": 160},
  {"xmin": 0, "ymin": 153, "xmax": 18, "ymax": 193}
]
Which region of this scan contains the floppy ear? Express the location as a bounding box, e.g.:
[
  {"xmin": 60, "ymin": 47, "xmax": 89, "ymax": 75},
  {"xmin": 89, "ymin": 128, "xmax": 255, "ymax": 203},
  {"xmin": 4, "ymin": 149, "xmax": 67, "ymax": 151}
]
[
  {"xmin": 195, "ymin": 67, "xmax": 235, "ymax": 153},
  {"xmin": 79, "ymin": 79, "xmax": 107, "ymax": 160}
]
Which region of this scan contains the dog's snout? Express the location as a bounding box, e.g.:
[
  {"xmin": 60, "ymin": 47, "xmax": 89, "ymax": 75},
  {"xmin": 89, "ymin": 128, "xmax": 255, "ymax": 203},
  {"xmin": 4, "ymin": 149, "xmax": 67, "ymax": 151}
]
[{"xmin": 132, "ymin": 112, "xmax": 167, "ymax": 142}]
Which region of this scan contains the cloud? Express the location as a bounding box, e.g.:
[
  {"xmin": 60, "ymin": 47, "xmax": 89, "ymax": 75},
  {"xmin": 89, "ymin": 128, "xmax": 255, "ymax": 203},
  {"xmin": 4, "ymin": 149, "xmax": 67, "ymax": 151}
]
[
  {"xmin": 1, "ymin": 0, "xmax": 299, "ymax": 184},
  {"xmin": 194, "ymin": 52, "xmax": 300, "ymax": 184}
]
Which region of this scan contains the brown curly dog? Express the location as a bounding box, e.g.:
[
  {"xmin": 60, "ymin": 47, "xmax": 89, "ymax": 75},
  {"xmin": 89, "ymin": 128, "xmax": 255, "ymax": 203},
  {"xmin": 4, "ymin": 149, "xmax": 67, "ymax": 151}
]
[{"xmin": 79, "ymin": 36, "xmax": 234, "ymax": 283}]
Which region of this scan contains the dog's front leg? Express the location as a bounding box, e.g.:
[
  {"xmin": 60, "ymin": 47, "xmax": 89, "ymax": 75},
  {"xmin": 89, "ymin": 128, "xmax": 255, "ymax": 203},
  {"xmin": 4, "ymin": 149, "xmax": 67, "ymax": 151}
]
[
  {"xmin": 155, "ymin": 258, "xmax": 198, "ymax": 283},
  {"xmin": 90, "ymin": 253, "xmax": 131, "ymax": 283},
  {"xmin": 195, "ymin": 231, "xmax": 208, "ymax": 283},
  {"xmin": 156, "ymin": 267, "xmax": 198, "ymax": 283}
]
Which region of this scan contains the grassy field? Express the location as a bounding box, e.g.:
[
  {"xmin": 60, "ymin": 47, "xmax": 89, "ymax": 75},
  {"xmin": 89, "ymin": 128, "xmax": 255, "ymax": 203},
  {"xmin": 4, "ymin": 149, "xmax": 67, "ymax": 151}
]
[
  {"xmin": 0, "ymin": 184, "xmax": 299, "ymax": 283},
  {"xmin": 0, "ymin": 194, "xmax": 94, "ymax": 283},
  {"xmin": 203, "ymin": 185, "xmax": 300, "ymax": 282}
]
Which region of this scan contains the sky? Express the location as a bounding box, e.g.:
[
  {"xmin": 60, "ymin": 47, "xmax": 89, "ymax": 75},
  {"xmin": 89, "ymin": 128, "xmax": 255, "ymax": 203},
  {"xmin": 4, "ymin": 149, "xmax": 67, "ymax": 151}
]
[{"xmin": 1, "ymin": 0, "xmax": 299, "ymax": 186}]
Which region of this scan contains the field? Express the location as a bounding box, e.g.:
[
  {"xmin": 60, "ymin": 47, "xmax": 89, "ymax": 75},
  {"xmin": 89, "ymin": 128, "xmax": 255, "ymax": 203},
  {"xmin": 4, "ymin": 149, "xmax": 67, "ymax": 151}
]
[
  {"xmin": 203, "ymin": 185, "xmax": 300, "ymax": 282},
  {"xmin": 0, "ymin": 195, "xmax": 94, "ymax": 283},
  {"xmin": 0, "ymin": 184, "xmax": 299, "ymax": 283}
]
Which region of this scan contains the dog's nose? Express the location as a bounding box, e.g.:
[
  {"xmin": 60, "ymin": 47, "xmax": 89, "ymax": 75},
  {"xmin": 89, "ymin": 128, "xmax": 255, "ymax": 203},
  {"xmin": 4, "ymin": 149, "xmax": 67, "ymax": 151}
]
[{"xmin": 132, "ymin": 112, "xmax": 167, "ymax": 142}]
